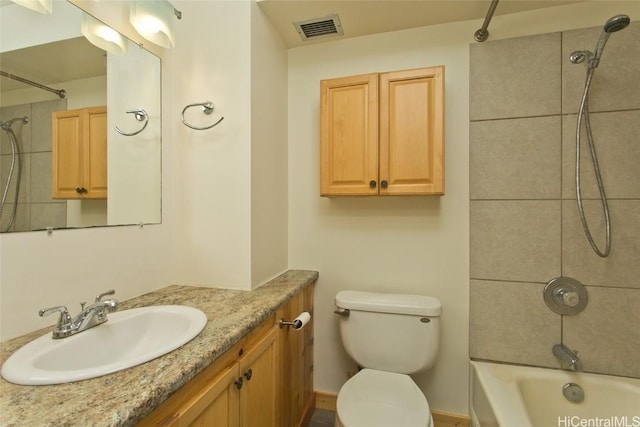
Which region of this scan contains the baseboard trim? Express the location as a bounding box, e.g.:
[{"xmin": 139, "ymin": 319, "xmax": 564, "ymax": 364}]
[
  {"xmin": 314, "ymin": 392, "xmax": 469, "ymax": 427},
  {"xmin": 315, "ymin": 391, "xmax": 337, "ymax": 411},
  {"xmin": 432, "ymin": 411, "xmax": 470, "ymax": 427}
]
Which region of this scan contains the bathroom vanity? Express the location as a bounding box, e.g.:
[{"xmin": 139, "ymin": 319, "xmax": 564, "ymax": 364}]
[{"xmin": 0, "ymin": 270, "xmax": 317, "ymax": 426}]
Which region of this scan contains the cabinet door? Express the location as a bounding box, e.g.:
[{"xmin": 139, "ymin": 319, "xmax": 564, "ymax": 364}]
[
  {"xmin": 85, "ymin": 107, "xmax": 108, "ymax": 198},
  {"xmin": 279, "ymin": 292, "xmax": 304, "ymax": 427},
  {"xmin": 138, "ymin": 363, "xmax": 241, "ymax": 427},
  {"xmin": 52, "ymin": 109, "xmax": 84, "ymax": 199},
  {"xmin": 183, "ymin": 364, "xmax": 240, "ymax": 427},
  {"xmin": 320, "ymin": 73, "xmax": 379, "ymax": 196},
  {"xmin": 379, "ymin": 67, "xmax": 444, "ymax": 195},
  {"xmin": 238, "ymin": 326, "xmax": 278, "ymax": 427},
  {"xmin": 278, "ymin": 285, "xmax": 315, "ymax": 427},
  {"xmin": 301, "ymin": 284, "xmax": 315, "ymax": 421}
]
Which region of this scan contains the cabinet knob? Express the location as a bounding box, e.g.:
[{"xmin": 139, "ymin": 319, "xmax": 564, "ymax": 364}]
[
  {"xmin": 380, "ymin": 180, "xmax": 388, "ymax": 189},
  {"xmin": 75, "ymin": 187, "xmax": 87, "ymax": 194},
  {"xmin": 369, "ymin": 180, "xmax": 377, "ymax": 189},
  {"xmin": 234, "ymin": 377, "xmax": 243, "ymax": 390},
  {"xmin": 244, "ymin": 369, "xmax": 253, "ymax": 381}
]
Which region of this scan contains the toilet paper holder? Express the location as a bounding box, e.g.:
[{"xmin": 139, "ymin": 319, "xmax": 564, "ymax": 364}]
[{"xmin": 279, "ymin": 311, "xmax": 311, "ymax": 330}]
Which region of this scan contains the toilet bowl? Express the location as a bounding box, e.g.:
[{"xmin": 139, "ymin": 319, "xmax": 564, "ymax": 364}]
[
  {"xmin": 334, "ymin": 290, "xmax": 442, "ymax": 427},
  {"xmin": 335, "ymin": 369, "xmax": 433, "ymax": 427}
]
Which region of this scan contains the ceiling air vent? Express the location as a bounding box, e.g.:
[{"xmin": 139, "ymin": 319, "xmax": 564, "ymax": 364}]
[{"xmin": 294, "ymin": 14, "xmax": 344, "ymax": 42}]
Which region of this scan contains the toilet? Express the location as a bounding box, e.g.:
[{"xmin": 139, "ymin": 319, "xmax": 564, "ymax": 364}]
[{"xmin": 334, "ymin": 290, "xmax": 442, "ymax": 427}]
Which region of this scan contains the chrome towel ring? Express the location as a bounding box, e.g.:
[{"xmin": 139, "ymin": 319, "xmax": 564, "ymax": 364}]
[
  {"xmin": 115, "ymin": 109, "xmax": 149, "ymax": 136},
  {"xmin": 181, "ymin": 101, "xmax": 224, "ymax": 130}
]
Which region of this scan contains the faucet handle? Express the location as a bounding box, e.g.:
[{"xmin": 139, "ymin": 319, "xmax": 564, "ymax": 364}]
[
  {"xmin": 95, "ymin": 289, "xmax": 115, "ymax": 303},
  {"xmin": 39, "ymin": 306, "xmax": 72, "ymax": 329}
]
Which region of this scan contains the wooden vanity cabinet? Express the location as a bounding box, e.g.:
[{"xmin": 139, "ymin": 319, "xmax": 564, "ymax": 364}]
[
  {"xmin": 52, "ymin": 106, "xmax": 107, "ymax": 199},
  {"xmin": 320, "ymin": 66, "xmax": 444, "ymax": 196},
  {"xmin": 138, "ymin": 317, "xmax": 278, "ymax": 427},
  {"xmin": 139, "ymin": 285, "xmax": 315, "ymax": 427},
  {"xmin": 277, "ymin": 284, "xmax": 315, "ymax": 427}
]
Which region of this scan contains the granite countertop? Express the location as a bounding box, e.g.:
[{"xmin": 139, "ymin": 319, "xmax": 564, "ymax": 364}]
[{"xmin": 0, "ymin": 270, "xmax": 318, "ymax": 427}]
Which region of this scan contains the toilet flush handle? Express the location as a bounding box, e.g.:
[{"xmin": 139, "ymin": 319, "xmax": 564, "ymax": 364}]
[{"xmin": 334, "ymin": 308, "xmax": 350, "ymax": 317}]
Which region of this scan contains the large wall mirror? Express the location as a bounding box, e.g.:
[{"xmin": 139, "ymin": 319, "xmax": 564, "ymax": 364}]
[{"xmin": 0, "ymin": 0, "xmax": 161, "ymax": 233}]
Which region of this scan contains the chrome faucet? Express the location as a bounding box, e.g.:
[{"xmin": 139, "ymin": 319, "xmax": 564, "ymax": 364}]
[
  {"xmin": 39, "ymin": 290, "xmax": 118, "ymax": 339},
  {"xmin": 553, "ymin": 343, "xmax": 583, "ymax": 372}
]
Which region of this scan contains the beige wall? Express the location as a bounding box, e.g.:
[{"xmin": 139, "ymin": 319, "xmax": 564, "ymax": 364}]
[
  {"xmin": 288, "ymin": 0, "xmax": 640, "ymax": 416},
  {"xmin": 469, "ymin": 21, "xmax": 640, "ymax": 378}
]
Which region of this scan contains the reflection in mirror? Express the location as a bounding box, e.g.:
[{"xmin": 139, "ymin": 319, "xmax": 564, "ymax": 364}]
[{"xmin": 0, "ymin": 0, "xmax": 161, "ymax": 233}]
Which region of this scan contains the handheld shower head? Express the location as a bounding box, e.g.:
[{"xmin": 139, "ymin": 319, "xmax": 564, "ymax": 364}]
[
  {"xmin": 591, "ymin": 14, "xmax": 631, "ymax": 68},
  {"xmin": 604, "ymin": 14, "xmax": 631, "ymax": 33}
]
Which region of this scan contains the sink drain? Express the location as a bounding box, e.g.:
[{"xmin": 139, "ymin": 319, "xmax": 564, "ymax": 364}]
[{"xmin": 563, "ymin": 382, "xmax": 585, "ymax": 403}]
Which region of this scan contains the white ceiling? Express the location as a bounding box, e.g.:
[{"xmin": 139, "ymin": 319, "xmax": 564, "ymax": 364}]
[
  {"xmin": 0, "ymin": 37, "xmax": 105, "ymax": 93},
  {"xmin": 257, "ymin": 0, "xmax": 584, "ymax": 48},
  {"xmin": 0, "ymin": 0, "xmax": 585, "ymax": 95}
]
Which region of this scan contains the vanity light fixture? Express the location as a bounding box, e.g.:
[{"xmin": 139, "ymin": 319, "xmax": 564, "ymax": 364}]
[
  {"xmin": 81, "ymin": 13, "xmax": 128, "ymax": 55},
  {"xmin": 10, "ymin": 0, "xmax": 52, "ymax": 14},
  {"xmin": 129, "ymin": 0, "xmax": 182, "ymax": 48}
]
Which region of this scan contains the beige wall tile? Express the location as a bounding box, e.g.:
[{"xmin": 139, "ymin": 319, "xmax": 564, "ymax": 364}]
[
  {"xmin": 470, "ymin": 279, "xmax": 560, "ymax": 367},
  {"xmin": 0, "ymin": 104, "xmax": 31, "ymax": 155},
  {"xmin": 30, "ymin": 152, "xmax": 54, "ymax": 204},
  {"xmin": 31, "ymin": 99, "xmax": 66, "ymax": 153},
  {"xmin": 470, "ymin": 200, "xmax": 561, "ymax": 282},
  {"xmin": 0, "ymin": 203, "xmax": 30, "ymax": 231},
  {"xmin": 563, "ymin": 286, "xmax": 640, "ymax": 378},
  {"xmin": 470, "ymin": 21, "xmax": 640, "ymax": 380},
  {"xmin": 0, "ymin": 153, "xmax": 30, "ymax": 203},
  {"xmin": 470, "ymin": 116, "xmax": 561, "ymax": 200},
  {"xmin": 562, "ymin": 200, "xmax": 640, "ymax": 288},
  {"xmin": 470, "ymin": 32, "xmax": 561, "ymax": 121},
  {"xmin": 562, "ymin": 110, "xmax": 640, "ymax": 199},
  {"xmin": 562, "ymin": 22, "xmax": 640, "ymax": 114},
  {"xmin": 31, "ymin": 203, "xmax": 66, "ymax": 230}
]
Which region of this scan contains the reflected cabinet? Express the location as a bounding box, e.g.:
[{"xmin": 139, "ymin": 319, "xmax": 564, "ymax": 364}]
[
  {"xmin": 51, "ymin": 106, "xmax": 107, "ymax": 199},
  {"xmin": 320, "ymin": 66, "xmax": 445, "ymax": 196}
]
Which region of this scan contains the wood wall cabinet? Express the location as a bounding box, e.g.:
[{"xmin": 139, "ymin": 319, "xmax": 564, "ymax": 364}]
[
  {"xmin": 320, "ymin": 66, "xmax": 444, "ymax": 196},
  {"xmin": 51, "ymin": 106, "xmax": 107, "ymax": 199}
]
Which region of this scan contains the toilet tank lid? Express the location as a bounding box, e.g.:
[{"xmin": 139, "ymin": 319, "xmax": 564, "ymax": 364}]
[{"xmin": 335, "ymin": 290, "xmax": 442, "ymax": 316}]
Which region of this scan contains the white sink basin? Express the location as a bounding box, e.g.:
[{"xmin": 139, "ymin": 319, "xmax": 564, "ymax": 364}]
[{"xmin": 1, "ymin": 305, "xmax": 207, "ymax": 385}]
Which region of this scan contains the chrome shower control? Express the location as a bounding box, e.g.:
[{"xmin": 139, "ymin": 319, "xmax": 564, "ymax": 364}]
[
  {"xmin": 544, "ymin": 277, "xmax": 588, "ymax": 316},
  {"xmin": 557, "ymin": 289, "xmax": 580, "ymax": 307}
]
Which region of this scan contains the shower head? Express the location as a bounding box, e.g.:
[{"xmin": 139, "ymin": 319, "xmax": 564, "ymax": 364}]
[
  {"xmin": 590, "ymin": 14, "xmax": 631, "ymax": 68},
  {"xmin": 0, "ymin": 116, "xmax": 28, "ymax": 130},
  {"xmin": 604, "ymin": 14, "xmax": 631, "ymax": 33}
]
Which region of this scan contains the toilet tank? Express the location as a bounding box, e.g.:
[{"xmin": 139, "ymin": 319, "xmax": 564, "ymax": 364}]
[{"xmin": 335, "ymin": 290, "xmax": 442, "ymax": 374}]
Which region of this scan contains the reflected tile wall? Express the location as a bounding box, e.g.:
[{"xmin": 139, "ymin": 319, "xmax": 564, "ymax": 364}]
[
  {"xmin": 469, "ymin": 22, "xmax": 640, "ymax": 378},
  {"xmin": 0, "ymin": 99, "xmax": 67, "ymax": 232}
]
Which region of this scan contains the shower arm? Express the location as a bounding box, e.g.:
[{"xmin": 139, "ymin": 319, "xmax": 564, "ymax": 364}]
[{"xmin": 474, "ymin": 0, "xmax": 500, "ymax": 42}]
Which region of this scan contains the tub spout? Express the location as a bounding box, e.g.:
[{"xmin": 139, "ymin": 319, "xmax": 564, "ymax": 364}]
[{"xmin": 553, "ymin": 344, "xmax": 583, "ymax": 372}]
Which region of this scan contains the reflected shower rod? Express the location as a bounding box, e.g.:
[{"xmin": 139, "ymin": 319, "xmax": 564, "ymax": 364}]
[{"xmin": 0, "ymin": 70, "xmax": 66, "ymax": 99}]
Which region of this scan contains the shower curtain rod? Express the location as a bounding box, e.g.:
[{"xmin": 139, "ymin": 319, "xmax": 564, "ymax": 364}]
[
  {"xmin": 474, "ymin": 0, "xmax": 500, "ymax": 42},
  {"xmin": 0, "ymin": 70, "xmax": 66, "ymax": 99}
]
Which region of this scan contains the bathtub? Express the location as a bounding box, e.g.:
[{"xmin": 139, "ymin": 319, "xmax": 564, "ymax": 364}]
[{"xmin": 470, "ymin": 360, "xmax": 640, "ymax": 427}]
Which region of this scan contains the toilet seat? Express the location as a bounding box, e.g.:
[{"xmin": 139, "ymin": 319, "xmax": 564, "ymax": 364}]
[{"xmin": 336, "ymin": 369, "xmax": 432, "ymax": 427}]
